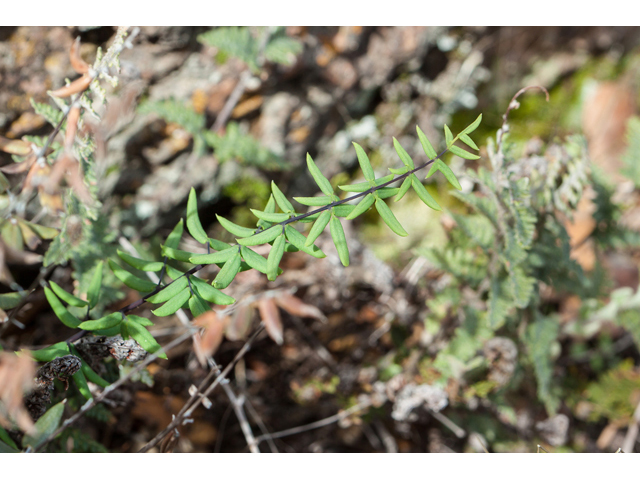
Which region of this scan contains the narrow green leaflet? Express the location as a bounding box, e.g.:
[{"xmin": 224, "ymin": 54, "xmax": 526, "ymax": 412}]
[
  {"xmin": 250, "ymin": 209, "xmax": 290, "ymax": 223},
  {"xmin": 79, "ymin": 312, "xmax": 123, "ymax": 331},
  {"xmin": 87, "ymin": 261, "xmax": 103, "ymax": 309},
  {"xmin": 164, "ymin": 218, "xmax": 184, "ymax": 250},
  {"xmin": 70, "ymin": 344, "xmax": 110, "ymax": 388},
  {"xmin": 240, "ymin": 246, "xmax": 269, "ymax": 274},
  {"xmin": 416, "ymin": 126, "xmax": 438, "ymax": 159},
  {"xmin": 22, "ymin": 400, "xmax": 65, "ymax": 449},
  {"xmin": 0, "ymin": 292, "xmax": 24, "ymax": 310},
  {"xmin": 345, "ymin": 193, "xmax": 375, "ymax": 220},
  {"xmin": 125, "ymin": 317, "xmax": 167, "ymax": 359},
  {"xmin": 256, "ymin": 194, "xmax": 276, "ymax": 230},
  {"xmin": 161, "ymin": 245, "xmax": 195, "ymax": 263},
  {"xmin": 375, "ymin": 187, "xmax": 401, "ymax": 199},
  {"xmin": 411, "ymin": 175, "xmax": 441, "ymax": 211},
  {"xmin": 108, "ymin": 260, "xmax": 157, "ymax": 293},
  {"xmin": 306, "ymin": 153, "xmax": 334, "ymax": 196},
  {"xmin": 271, "ymin": 181, "xmax": 294, "ymax": 213},
  {"xmin": 188, "ymin": 292, "xmax": 210, "ymax": 318},
  {"xmin": 339, "ymin": 174, "xmax": 395, "ymax": 193},
  {"xmin": 394, "ymin": 176, "xmax": 412, "ymax": 202},
  {"xmin": 151, "ymin": 288, "xmax": 191, "ymax": 316},
  {"xmin": 461, "ymin": 113, "xmax": 482, "ymax": 135},
  {"xmin": 330, "ymin": 215, "xmax": 349, "ymax": 267},
  {"xmin": 283, "ymin": 226, "xmax": 323, "ymax": 258},
  {"xmin": 450, "ymin": 144, "xmax": 480, "ymax": 160},
  {"xmin": 332, "ymin": 205, "xmax": 356, "ymax": 217},
  {"xmin": 293, "ymin": 196, "xmax": 333, "ymax": 207},
  {"xmin": 127, "ymin": 315, "xmax": 154, "ymax": 326},
  {"xmin": 73, "ymin": 369, "xmax": 92, "ymax": 400},
  {"xmin": 444, "ymin": 124, "xmax": 454, "ymax": 147},
  {"xmin": 375, "ymin": 198, "xmax": 408, "ymax": 236},
  {"xmin": 267, "ymin": 234, "xmax": 286, "ymax": 281},
  {"xmin": 426, "ymin": 159, "xmax": 462, "ymax": 190},
  {"xmin": 191, "ymin": 276, "xmax": 235, "ymax": 305},
  {"xmin": 388, "ymin": 166, "xmax": 409, "ymax": 175},
  {"xmin": 165, "ymin": 265, "xmax": 186, "ymax": 280},
  {"xmin": 0, "ymin": 425, "xmax": 18, "ymax": 451},
  {"xmin": 147, "ymin": 276, "xmax": 188, "ymax": 304},
  {"xmin": 47, "ymin": 281, "xmax": 88, "ymax": 308},
  {"xmin": 216, "ymin": 215, "xmax": 256, "ymax": 238},
  {"xmin": 213, "ymin": 253, "xmax": 242, "ymax": 289},
  {"xmin": 338, "ymin": 181, "xmax": 372, "ymax": 193},
  {"xmin": 393, "ymin": 138, "xmax": 415, "ymax": 169},
  {"xmin": 117, "ymin": 250, "xmax": 164, "ymax": 272},
  {"xmin": 209, "ymin": 238, "xmax": 231, "ymax": 251},
  {"xmin": 186, "ymin": 187, "xmax": 209, "ymax": 244},
  {"xmin": 459, "ymin": 133, "xmax": 479, "ymax": 151},
  {"xmin": 28, "ymin": 342, "xmax": 69, "ymax": 362},
  {"xmin": 44, "ymin": 287, "xmax": 81, "ymax": 328},
  {"xmin": 352, "ymin": 142, "xmax": 375, "ymax": 182},
  {"xmin": 305, "ymin": 209, "xmax": 331, "ymax": 247},
  {"xmin": 190, "ymin": 247, "xmax": 238, "ymax": 265},
  {"xmin": 237, "ymin": 226, "xmax": 280, "ymax": 246}
]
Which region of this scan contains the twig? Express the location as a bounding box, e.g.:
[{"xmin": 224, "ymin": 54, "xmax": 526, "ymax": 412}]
[
  {"xmin": 622, "ymin": 399, "xmax": 640, "ymax": 453},
  {"xmin": 137, "ymin": 325, "xmax": 265, "ymax": 452},
  {"xmin": 32, "ymin": 328, "xmax": 195, "ymax": 452},
  {"xmin": 428, "ymin": 409, "xmax": 466, "ymax": 439},
  {"xmin": 245, "ymin": 397, "xmax": 278, "ymax": 453},
  {"xmin": 211, "ymin": 70, "xmax": 251, "ymax": 133},
  {"xmin": 254, "ymin": 399, "xmax": 371, "ymax": 445}
]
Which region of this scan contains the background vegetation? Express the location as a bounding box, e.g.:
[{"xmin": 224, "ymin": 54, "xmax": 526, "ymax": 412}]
[{"xmin": 1, "ymin": 26, "xmax": 640, "ymax": 452}]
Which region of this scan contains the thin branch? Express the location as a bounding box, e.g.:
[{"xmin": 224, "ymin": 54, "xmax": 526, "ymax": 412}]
[
  {"xmin": 254, "ymin": 399, "xmax": 371, "ymax": 445},
  {"xmin": 137, "ymin": 325, "xmax": 265, "ymax": 452},
  {"xmin": 211, "ymin": 70, "xmax": 251, "ymax": 133},
  {"xmin": 622, "ymin": 398, "xmax": 640, "ymax": 453}
]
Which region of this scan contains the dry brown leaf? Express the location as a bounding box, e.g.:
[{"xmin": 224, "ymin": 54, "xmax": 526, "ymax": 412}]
[
  {"xmin": 231, "ymin": 95, "xmax": 263, "ymax": 118},
  {"xmin": 0, "ymin": 136, "xmax": 32, "ymax": 156},
  {"xmin": 193, "ymin": 311, "xmax": 227, "ymax": 362},
  {"xmin": 16, "ymin": 219, "xmax": 40, "ymax": 250},
  {"xmin": 0, "ymin": 154, "xmax": 36, "ymax": 175},
  {"xmin": 50, "ymin": 74, "xmax": 92, "ymax": 98},
  {"xmin": 2, "ymin": 238, "xmax": 43, "ymax": 266},
  {"xmin": 23, "ymin": 158, "xmax": 51, "ymax": 193},
  {"xmin": 69, "ymin": 37, "xmax": 89, "ymax": 75},
  {"xmin": 64, "ymin": 106, "xmax": 80, "ymax": 147},
  {"xmin": 0, "ymin": 351, "xmax": 36, "ymax": 433},
  {"xmin": 256, "ymin": 297, "xmax": 283, "ymax": 345},
  {"xmin": 274, "ymin": 292, "xmax": 326, "ymax": 322},
  {"xmin": 225, "ymin": 303, "xmax": 254, "ymax": 341}
]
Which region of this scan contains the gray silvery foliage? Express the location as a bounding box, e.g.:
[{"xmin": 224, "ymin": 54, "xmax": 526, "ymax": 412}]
[{"xmin": 417, "ymin": 87, "xmax": 640, "ymax": 420}]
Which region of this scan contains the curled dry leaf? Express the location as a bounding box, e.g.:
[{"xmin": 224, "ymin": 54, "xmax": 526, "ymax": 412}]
[
  {"xmin": 193, "ymin": 311, "xmax": 228, "ymax": 363},
  {"xmin": 274, "ymin": 292, "xmax": 327, "ymax": 322},
  {"xmin": 225, "ymin": 303, "xmax": 253, "ymax": 341},
  {"xmin": 0, "ymin": 154, "xmax": 37, "ymax": 175},
  {"xmin": 23, "ymin": 158, "xmax": 50, "ymax": 193},
  {"xmin": 64, "ymin": 106, "xmax": 81, "ymax": 147},
  {"xmin": 0, "ymin": 351, "xmax": 36, "ymax": 433},
  {"xmin": 69, "ymin": 37, "xmax": 89, "ymax": 75},
  {"xmin": 0, "ymin": 136, "xmax": 31, "ymax": 156},
  {"xmin": 256, "ymin": 297, "xmax": 283, "ymax": 345},
  {"xmin": 50, "ymin": 74, "xmax": 92, "ymax": 98}
]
